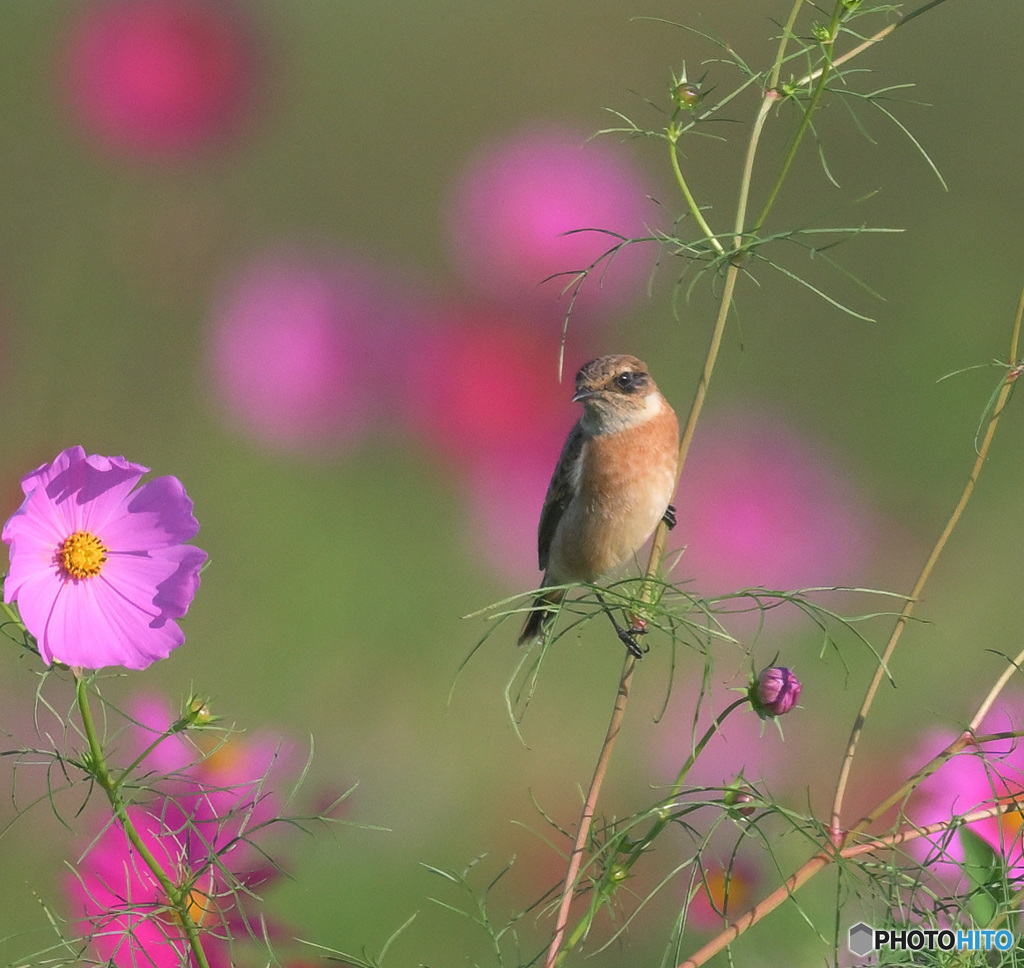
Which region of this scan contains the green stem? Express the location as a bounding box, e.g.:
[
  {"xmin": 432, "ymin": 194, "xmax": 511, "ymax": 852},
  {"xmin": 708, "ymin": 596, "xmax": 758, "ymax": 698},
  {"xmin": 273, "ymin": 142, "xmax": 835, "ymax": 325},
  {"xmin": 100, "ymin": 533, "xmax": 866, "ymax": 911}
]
[
  {"xmin": 668, "ymin": 137, "xmax": 723, "ymax": 255},
  {"xmin": 671, "ymin": 697, "xmax": 749, "ymax": 797},
  {"xmin": 75, "ymin": 674, "xmax": 211, "ymax": 968},
  {"xmin": 768, "ymin": 0, "xmax": 807, "ymax": 92},
  {"xmin": 556, "ymin": 697, "xmax": 750, "ymax": 962},
  {"xmin": 752, "ymin": 2, "xmax": 846, "ymax": 234},
  {"xmin": 682, "ymin": 282, "xmax": 1024, "ymax": 968}
]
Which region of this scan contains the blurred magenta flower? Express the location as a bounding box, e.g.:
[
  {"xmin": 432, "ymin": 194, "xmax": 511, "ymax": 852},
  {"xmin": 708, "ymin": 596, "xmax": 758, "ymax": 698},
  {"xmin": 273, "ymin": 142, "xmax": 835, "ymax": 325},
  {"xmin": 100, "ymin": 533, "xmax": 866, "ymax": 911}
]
[
  {"xmin": 67, "ymin": 805, "xmax": 219, "ymax": 968},
  {"xmin": 750, "ymin": 666, "xmax": 802, "ymax": 718},
  {"xmin": 673, "ymin": 414, "xmax": 876, "ymax": 596},
  {"xmin": 906, "ymin": 699, "xmax": 1024, "ymax": 881},
  {"xmin": 402, "ymin": 305, "xmax": 584, "ymax": 466},
  {"xmin": 2, "ymin": 447, "xmax": 206, "ymax": 670},
  {"xmin": 67, "ymin": 696, "xmax": 319, "ymax": 965},
  {"xmin": 446, "ymin": 124, "xmax": 657, "ymax": 321},
  {"xmin": 126, "ymin": 695, "xmax": 307, "ymax": 882},
  {"xmin": 207, "ymin": 248, "xmax": 422, "ymax": 452},
  {"xmin": 61, "ymin": 0, "xmax": 261, "ymax": 159}
]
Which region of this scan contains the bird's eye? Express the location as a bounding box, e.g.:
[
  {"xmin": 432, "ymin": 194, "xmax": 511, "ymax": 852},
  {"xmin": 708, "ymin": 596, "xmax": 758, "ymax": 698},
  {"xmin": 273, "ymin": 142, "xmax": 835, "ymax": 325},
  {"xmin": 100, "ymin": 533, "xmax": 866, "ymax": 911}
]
[{"xmin": 616, "ymin": 371, "xmax": 634, "ymax": 389}]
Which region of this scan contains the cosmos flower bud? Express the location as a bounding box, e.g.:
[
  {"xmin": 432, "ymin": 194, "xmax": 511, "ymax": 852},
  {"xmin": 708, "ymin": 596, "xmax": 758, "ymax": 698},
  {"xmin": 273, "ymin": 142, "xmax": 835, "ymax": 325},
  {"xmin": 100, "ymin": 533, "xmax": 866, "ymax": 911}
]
[
  {"xmin": 672, "ymin": 82, "xmax": 701, "ymax": 110},
  {"xmin": 185, "ymin": 697, "xmax": 215, "ymax": 727},
  {"xmin": 724, "ymin": 784, "xmax": 757, "ymax": 817},
  {"xmin": 750, "ymin": 666, "xmax": 801, "ymax": 718}
]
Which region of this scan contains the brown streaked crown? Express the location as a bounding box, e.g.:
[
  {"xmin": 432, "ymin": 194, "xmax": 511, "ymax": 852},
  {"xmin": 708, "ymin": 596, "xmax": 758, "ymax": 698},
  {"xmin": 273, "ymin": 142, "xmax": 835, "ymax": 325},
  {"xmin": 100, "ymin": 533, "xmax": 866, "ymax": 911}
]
[{"xmin": 572, "ymin": 354, "xmax": 661, "ymax": 428}]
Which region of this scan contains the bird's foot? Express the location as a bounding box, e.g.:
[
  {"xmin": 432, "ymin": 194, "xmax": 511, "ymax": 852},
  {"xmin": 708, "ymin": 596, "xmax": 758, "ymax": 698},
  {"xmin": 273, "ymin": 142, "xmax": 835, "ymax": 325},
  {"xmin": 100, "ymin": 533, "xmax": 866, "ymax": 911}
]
[
  {"xmin": 662, "ymin": 504, "xmax": 677, "ymax": 530},
  {"xmin": 617, "ymin": 626, "xmax": 648, "ymax": 658}
]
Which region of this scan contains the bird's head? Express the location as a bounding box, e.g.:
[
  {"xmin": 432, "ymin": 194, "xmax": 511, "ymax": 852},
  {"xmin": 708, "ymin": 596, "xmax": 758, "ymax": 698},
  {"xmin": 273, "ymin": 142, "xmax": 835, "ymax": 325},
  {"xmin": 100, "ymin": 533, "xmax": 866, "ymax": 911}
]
[{"xmin": 572, "ymin": 354, "xmax": 665, "ymax": 433}]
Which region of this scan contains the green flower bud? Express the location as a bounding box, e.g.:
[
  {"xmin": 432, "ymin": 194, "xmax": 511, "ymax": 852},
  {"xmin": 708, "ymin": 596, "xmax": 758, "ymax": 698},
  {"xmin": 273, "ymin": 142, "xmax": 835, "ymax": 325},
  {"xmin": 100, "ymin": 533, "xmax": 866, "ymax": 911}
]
[{"xmin": 673, "ymin": 83, "xmax": 701, "ymax": 110}]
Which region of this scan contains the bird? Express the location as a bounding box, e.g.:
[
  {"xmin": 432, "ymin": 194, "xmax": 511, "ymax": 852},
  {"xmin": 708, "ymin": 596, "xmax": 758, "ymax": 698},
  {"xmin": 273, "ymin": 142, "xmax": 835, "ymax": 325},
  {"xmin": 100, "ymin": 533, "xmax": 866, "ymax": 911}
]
[{"xmin": 519, "ymin": 354, "xmax": 680, "ymax": 655}]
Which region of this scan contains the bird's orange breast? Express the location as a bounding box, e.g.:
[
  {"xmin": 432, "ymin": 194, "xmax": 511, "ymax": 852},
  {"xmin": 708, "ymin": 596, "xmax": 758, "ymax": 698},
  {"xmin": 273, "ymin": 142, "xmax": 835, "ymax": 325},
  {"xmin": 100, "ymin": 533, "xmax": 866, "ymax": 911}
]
[{"xmin": 547, "ymin": 401, "xmax": 679, "ymax": 583}]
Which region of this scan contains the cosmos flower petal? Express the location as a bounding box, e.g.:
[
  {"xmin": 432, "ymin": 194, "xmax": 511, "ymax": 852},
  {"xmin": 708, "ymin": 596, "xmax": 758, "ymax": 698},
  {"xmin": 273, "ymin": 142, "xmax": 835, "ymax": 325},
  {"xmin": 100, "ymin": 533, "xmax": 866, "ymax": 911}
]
[
  {"xmin": 35, "ymin": 448, "xmax": 149, "ymax": 534},
  {"xmin": 7, "ymin": 569, "xmax": 64, "ymax": 663},
  {"xmin": 66, "ymin": 806, "xmax": 197, "ymax": 968},
  {"xmin": 102, "ymin": 475, "xmax": 201, "ymax": 549},
  {"xmin": 46, "ymin": 571, "xmax": 184, "ymax": 669},
  {"xmin": 103, "ymin": 545, "xmax": 207, "ymax": 620},
  {"xmin": 2, "ymin": 503, "xmax": 65, "ymax": 602}
]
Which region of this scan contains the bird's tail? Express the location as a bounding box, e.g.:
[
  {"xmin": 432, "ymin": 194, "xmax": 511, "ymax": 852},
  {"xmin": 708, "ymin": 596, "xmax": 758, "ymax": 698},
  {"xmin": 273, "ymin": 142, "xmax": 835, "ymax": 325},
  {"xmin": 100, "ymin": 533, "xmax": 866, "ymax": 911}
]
[{"xmin": 518, "ymin": 587, "xmax": 566, "ymax": 646}]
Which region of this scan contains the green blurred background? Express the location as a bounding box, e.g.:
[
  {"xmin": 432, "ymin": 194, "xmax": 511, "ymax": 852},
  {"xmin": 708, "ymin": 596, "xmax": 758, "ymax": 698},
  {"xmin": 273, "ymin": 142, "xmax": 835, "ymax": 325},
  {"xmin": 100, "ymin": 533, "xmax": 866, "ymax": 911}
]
[{"xmin": 2, "ymin": 1, "xmax": 1024, "ymax": 965}]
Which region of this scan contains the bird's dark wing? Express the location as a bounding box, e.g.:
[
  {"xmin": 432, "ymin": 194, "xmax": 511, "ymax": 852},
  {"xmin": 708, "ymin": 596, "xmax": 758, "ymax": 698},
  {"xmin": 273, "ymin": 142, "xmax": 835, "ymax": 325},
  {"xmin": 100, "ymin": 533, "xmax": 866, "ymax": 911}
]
[{"xmin": 537, "ymin": 421, "xmax": 585, "ymax": 572}]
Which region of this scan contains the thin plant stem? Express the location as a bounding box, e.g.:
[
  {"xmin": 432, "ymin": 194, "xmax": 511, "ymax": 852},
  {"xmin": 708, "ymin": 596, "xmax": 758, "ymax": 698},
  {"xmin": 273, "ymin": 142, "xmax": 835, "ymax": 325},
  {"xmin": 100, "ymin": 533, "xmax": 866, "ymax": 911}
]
[
  {"xmin": 75, "ymin": 673, "xmax": 212, "ymax": 968},
  {"xmin": 668, "ymin": 138, "xmax": 723, "ymax": 255},
  {"xmin": 545, "ymin": 257, "xmax": 739, "ymax": 966},
  {"xmin": 544, "ymin": 655, "xmax": 636, "ymax": 968},
  {"xmin": 753, "ymin": 1, "xmax": 845, "ymax": 233},
  {"xmin": 795, "ymin": 0, "xmax": 956, "ymax": 91},
  {"xmin": 769, "ymin": 0, "xmax": 806, "ymax": 91},
  {"xmin": 829, "ymin": 283, "xmax": 1024, "ymax": 837},
  {"xmin": 670, "ymin": 697, "xmax": 750, "ymax": 797}
]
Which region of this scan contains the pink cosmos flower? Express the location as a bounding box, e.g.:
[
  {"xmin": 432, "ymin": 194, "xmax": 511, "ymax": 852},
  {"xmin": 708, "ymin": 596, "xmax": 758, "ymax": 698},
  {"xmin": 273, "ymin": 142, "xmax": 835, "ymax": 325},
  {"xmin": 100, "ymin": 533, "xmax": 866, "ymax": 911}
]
[
  {"xmin": 446, "ymin": 124, "xmax": 657, "ymax": 322},
  {"xmin": 2, "ymin": 446, "xmax": 206, "ymax": 670},
  {"xmin": 906, "ymin": 699, "xmax": 1024, "ymax": 882},
  {"xmin": 67, "ymin": 805, "xmax": 219, "ymax": 968},
  {"xmin": 64, "ymin": 694, "xmax": 330, "ymax": 967},
  {"xmin": 60, "ymin": 0, "xmax": 261, "ymax": 160}
]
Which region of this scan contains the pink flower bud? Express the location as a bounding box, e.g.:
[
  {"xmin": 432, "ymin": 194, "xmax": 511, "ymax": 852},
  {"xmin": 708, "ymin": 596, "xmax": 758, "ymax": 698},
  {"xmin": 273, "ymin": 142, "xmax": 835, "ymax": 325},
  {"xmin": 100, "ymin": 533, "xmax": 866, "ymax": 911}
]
[{"xmin": 751, "ymin": 666, "xmax": 801, "ymax": 718}]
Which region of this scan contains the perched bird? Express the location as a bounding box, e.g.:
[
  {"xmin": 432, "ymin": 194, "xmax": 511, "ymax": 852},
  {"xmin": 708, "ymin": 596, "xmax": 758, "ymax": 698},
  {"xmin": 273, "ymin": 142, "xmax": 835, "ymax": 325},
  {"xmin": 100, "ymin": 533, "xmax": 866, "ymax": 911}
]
[{"xmin": 519, "ymin": 354, "xmax": 680, "ymax": 653}]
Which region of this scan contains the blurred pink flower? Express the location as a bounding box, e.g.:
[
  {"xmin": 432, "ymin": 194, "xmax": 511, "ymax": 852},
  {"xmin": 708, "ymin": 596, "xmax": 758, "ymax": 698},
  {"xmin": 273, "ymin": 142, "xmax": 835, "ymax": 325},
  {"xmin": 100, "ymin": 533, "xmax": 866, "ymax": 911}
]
[
  {"xmin": 207, "ymin": 248, "xmax": 423, "ymax": 452},
  {"xmin": 446, "ymin": 124, "xmax": 657, "ymax": 321},
  {"xmin": 673, "ymin": 414, "xmax": 875, "ymax": 596},
  {"xmin": 61, "ymin": 0, "xmax": 261, "ymax": 159},
  {"xmin": 126, "ymin": 695, "xmax": 306, "ymax": 883},
  {"xmin": 67, "ymin": 697, "xmax": 318, "ymax": 965},
  {"xmin": 906, "ymin": 699, "xmax": 1024, "ymax": 881},
  {"xmin": 2, "ymin": 446, "xmax": 206, "ymax": 670},
  {"xmin": 67, "ymin": 805, "xmax": 220, "ymax": 968},
  {"xmin": 401, "ymin": 306, "xmax": 584, "ymax": 466},
  {"xmin": 399, "ymin": 305, "xmax": 598, "ymax": 582}
]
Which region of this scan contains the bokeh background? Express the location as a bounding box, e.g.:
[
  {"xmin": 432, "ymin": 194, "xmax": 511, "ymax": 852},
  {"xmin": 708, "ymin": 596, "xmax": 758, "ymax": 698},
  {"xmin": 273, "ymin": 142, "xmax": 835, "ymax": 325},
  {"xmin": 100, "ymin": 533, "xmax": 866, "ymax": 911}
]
[{"xmin": 2, "ymin": 1, "xmax": 1024, "ymax": 965}]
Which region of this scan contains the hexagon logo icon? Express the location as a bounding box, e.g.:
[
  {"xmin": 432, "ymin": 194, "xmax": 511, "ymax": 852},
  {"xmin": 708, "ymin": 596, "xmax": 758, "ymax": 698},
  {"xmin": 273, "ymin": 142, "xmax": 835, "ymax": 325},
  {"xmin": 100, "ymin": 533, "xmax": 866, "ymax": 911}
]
[{"xmin": 848, "ymin": 921, "xmax": 875, "ymax": 957}]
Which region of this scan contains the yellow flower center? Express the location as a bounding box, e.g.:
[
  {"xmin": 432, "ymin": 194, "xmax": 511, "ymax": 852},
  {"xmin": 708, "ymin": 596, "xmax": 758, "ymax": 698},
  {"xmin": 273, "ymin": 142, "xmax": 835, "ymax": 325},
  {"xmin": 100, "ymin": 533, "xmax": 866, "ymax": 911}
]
[
  {"xmin": 201, "ymin": 738, "xmax": 244, "ymax": 779},
  {"xmin": 700, "ymin": 865, "xmax": 754, "ymax": 916},
  {"xmin": 166, "ymin": 871, "xmax": 215, "ymax": 930},
  {"xmin": 1001, "ymin": 794, "xmax": 1024, "ymax": 839},
  {"xmin": 57, "ymin": 531, "xmax": 108, "ymax": 579},
  {"xmin": 183, "ymin": 886, "xmax": 211, "ymax": 926}
]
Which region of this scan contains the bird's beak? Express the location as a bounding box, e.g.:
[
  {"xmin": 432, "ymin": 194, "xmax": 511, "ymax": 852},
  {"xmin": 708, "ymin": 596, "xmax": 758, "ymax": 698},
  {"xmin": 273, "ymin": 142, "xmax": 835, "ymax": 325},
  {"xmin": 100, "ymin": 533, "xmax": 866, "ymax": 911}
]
[{"xmin": 571, "ymin": 388, "xmax": 597, "ymax": 403}]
